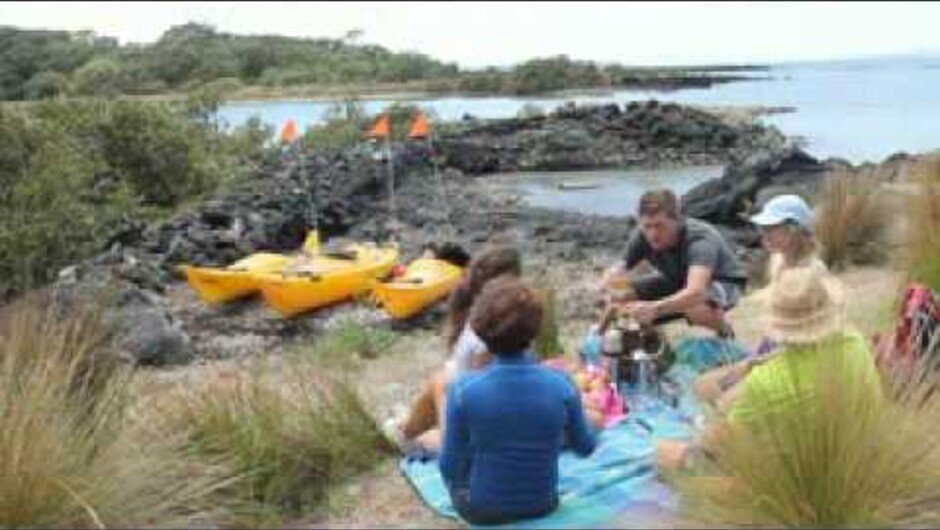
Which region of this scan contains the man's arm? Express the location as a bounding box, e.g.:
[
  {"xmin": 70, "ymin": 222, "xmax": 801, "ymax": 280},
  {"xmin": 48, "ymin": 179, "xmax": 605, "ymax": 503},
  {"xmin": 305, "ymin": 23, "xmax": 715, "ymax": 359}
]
[
  {"xmin": 632, "ymin": 232, "xmax": 722, "ymax": 323},
  {"xmin": 652, "ymin": 264, "xmax": 713, "ymax": 316}
]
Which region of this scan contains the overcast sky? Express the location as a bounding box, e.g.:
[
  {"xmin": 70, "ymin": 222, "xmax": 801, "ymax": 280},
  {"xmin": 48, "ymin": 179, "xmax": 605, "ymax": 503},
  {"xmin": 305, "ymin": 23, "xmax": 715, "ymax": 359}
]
[{"xmin": 2, "ymin": 1, "xmax": 939, "ymax": 67}]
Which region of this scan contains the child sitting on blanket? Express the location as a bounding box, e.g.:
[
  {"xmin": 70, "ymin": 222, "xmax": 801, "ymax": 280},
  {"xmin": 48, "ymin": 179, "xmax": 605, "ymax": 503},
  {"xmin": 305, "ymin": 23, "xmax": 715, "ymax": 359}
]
[
  {"xmin": 385, "ymin": 246, "xmax": 521, "ymax": 454},
  {"xmin": 440, "ymin": 277, "xmax": 598, "ymax": 525},
  {"xmin": 386, "ymin": 246, "xmax": 605, "ymax": 457}
]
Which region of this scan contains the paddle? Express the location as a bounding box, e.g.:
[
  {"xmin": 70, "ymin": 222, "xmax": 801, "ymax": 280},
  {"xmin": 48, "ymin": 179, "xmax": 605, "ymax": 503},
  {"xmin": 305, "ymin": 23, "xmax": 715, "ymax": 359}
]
[
  {"xmin": 381, "ymin": 277, "xmax": 425, "ymax": 285},
  {"xmin": 321, "ymin": 249, "xmax": 359, "ymax": 260}
]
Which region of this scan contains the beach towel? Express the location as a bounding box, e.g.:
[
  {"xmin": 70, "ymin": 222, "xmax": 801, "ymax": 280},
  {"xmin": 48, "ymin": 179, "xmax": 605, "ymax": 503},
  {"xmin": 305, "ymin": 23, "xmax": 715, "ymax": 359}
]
[
  {"xmin": 400, "ymin": 409, "xmax": 687, "ymax": 529},
  {"xmin": 400, "ymin": 337, "xmax": 746, "ymax": 528}
]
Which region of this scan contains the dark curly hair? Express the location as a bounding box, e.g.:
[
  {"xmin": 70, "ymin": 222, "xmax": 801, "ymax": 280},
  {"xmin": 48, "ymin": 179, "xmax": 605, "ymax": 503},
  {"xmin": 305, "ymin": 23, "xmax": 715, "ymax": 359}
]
[{"xmin": 469, "ymin": 276, "xmax": 543, "ymax": 355}]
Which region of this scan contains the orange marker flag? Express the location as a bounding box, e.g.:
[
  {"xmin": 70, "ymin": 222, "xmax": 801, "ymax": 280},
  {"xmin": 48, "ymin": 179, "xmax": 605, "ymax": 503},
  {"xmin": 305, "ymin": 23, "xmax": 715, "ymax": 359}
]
[
  {"xmin": 408, "ymin": 111, "xmax": 431, "ymax": 139},
  {"xmin": 280, "ymin": 118, "xmax": 300, "ymax": 144},
  {"xmin": 365, "ymin": 114, "xmax": 391, "ymax": 139}
]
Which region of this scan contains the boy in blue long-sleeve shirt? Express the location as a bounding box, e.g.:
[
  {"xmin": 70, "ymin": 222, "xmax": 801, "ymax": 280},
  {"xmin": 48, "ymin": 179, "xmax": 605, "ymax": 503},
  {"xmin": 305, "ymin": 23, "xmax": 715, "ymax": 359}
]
[{"xmin": 439, "ymin": 277, "xmax": 597, "ymax": 525}]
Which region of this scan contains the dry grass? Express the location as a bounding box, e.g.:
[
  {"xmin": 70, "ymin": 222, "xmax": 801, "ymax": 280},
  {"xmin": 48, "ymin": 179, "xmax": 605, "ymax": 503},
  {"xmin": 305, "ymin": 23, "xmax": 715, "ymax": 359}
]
[
  {"xmin": 902, "ymin": 156, "xmax": 940, "ymax": 291},
  {"xmin": 675, "ymin": 338, "xmax": 940, "ymax": 528},
  {"xmin": 0, "ymin": 293, "xmax": 232, "ymax": 528},
  {"xmin": 154, "ymin": 357, "xmax": 395, "ymax": 527},
  {"xmin": 815, "ymin": 171, "xmax": 892, "ymax": 271},
  {"xmin": 533, "ymin": 285, "xmax": 564, "ymax": 360}
]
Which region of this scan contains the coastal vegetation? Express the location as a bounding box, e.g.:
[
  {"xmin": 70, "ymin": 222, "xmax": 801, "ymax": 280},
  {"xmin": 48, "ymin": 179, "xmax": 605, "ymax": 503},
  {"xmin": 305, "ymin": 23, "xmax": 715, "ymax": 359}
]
[
  {"xmin": 0, "ymin": 23, "xmax": 764, "ymax": 102},
  {"xmin": 0, "ymin": 92, "xmax": 277, "ymax": 300}
]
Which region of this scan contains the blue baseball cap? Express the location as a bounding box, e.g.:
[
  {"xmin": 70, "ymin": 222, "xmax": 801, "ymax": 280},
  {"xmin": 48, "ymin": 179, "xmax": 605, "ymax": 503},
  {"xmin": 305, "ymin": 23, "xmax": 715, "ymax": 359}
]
[{"xmin": 749, "ymin": 194, "xmax": 814, "ymax": 229}]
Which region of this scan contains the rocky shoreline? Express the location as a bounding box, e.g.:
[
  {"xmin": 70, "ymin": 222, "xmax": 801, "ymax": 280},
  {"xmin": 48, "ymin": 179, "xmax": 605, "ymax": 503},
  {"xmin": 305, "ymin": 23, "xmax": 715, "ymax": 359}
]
[{"xmin": 44, "ymin": 100, "xmax": 925, "ymax": 367}]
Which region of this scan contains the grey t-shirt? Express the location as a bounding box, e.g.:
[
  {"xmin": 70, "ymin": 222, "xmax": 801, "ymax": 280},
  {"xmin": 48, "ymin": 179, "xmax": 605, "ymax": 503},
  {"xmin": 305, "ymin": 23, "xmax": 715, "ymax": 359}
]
[{"xmin": 624, "ymin": 217, "xmax": 747, "ymax": 291}]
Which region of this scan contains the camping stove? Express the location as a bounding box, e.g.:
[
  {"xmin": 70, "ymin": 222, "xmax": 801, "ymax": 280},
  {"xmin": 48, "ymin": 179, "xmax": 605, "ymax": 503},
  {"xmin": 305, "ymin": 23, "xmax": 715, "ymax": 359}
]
[{"xmin": 600, "ymin": 316, "xmax": 671, "ymax": 396}]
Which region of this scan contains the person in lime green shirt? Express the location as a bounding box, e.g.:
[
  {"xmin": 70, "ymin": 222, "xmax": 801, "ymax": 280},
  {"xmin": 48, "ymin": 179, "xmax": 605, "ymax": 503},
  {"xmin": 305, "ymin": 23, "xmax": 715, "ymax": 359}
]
[
  {"xmin": 658, "ymin": 261, "xmax": 884, "ymax": 471},
  {"xmin": 728, "ymin": 262, "xmax": 883, "ymax": 423}
]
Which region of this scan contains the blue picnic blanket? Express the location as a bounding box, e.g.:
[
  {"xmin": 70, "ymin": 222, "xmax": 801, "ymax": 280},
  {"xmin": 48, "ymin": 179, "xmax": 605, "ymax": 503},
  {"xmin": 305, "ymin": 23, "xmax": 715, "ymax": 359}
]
[{"xmin": 399, "ymin": 336, "xmax": 748, "ymax": 528}]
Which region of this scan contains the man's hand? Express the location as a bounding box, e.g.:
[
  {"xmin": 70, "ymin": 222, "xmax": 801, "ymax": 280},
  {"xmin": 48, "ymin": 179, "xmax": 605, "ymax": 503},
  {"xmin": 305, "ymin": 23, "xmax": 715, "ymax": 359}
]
[{"xmin": 628, "ymin": 301, "xmax": 659, "ymax": 325}]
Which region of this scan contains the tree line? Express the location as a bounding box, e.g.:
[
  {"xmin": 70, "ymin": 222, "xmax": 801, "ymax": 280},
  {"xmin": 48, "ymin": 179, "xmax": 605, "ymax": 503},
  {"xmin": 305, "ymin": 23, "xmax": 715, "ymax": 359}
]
[{"xmin": 0, "ymin": 23, "xmax": 764, "ymax": 100}]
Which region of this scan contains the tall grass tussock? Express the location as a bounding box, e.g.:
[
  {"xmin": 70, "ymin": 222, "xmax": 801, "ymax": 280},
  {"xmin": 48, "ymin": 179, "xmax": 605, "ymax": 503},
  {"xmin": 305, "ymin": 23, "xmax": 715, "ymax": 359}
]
[
  {"xmin": 675, "ymin": 339, "xmax": 940, "ymax": 528},
  {"xmin": 815, "ymin": 171, "xmax": 891, "ymax": 271},
  {"xmin": 156, "ymin": 358, "xmax": 395, "ymax": 526},
  {"xmin": 0, "ymin": 293, "xmax": 232, "ymax": 529},
  {"xmin": 903, "ymin": 156, "xmax": 940, "ymax": 290}
]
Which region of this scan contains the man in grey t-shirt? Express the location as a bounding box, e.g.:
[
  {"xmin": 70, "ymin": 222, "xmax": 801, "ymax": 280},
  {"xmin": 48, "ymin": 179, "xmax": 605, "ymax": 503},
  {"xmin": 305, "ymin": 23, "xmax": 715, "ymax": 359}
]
[{"xmin": 600, "ymin": 188, "xmax": 747, "ymax": 337}]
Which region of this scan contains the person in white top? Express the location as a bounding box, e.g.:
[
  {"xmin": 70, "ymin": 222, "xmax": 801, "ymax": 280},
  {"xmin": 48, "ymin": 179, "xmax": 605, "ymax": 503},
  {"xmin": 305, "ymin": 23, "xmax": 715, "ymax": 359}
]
[{"xmin": 387, "ymin": 246, "xmax": 523, "ymax": 453}]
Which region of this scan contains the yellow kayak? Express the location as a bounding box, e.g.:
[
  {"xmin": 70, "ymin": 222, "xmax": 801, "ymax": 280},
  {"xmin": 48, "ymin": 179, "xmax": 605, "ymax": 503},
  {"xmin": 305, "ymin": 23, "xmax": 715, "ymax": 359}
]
[
  {"xmin": 372, "ymin": 258, "xmax": 464, "ymax": 319},
  {"xmin": 180, "ymin": 231, "xmax": 322, "ymax": 304},
  {"xmin": 180, "ymin": 252, "xmax": 295, "ymax": 304},
  {"xmin": 259, "ymin": 244, "xmax": 399, "ymax": 318}
]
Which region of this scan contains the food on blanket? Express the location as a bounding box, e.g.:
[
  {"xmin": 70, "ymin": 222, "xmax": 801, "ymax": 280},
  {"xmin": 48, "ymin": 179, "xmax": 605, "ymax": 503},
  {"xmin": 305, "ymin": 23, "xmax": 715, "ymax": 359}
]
[
  {"xmin": 574, "ymin": 372, "xmax": 591, "ymax": 391},
  {"xmin": 586, "ymin": 389, "xmax": 607, "ymax": 410},
  {"xmin": 586, "ymin": 408, "xmax": 604, "ymax": 428},
  {"xmin": 541, "ymin": 360, "xmax": 626, "ymax": 427}
]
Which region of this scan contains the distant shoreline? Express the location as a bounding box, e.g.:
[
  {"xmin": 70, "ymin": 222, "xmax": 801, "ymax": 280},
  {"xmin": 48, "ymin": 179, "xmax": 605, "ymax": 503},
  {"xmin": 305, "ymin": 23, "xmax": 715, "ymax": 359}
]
[{"xmin": 114, "ymin": 76, "xmax": 774, "ymax": 107}]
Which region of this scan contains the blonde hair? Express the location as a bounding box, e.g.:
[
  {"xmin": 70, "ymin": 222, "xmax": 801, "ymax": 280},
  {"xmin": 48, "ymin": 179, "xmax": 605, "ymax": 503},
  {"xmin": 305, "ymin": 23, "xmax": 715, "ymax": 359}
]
[
  {"xmin": 767, "ymin": 224, "xmax": 822, "ymax": 284},
  {"xmin": 782, "ymin": 223, "xmax": 817, "ymax": 265}
]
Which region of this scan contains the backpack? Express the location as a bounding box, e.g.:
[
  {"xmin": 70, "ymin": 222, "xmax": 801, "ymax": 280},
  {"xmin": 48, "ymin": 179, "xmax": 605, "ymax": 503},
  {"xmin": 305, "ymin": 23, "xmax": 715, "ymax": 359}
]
[{"xmin": 874, "ymin": 283, "xmax": 940, "ymax": 383}]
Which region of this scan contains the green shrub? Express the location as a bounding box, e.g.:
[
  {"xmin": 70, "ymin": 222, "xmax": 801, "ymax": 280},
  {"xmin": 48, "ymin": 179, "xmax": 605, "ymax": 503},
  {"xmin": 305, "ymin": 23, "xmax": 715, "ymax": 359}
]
[
  {"xmin": 71, "ymin": 58, "xmax": 127, "ymax": 98},
  {"xmin": 0, "ymin": 98, "xmax": 278, "ymax": 298},
  {"xmin": 23, "ymin": 71, "xmax": 72, "ymax": 100}
]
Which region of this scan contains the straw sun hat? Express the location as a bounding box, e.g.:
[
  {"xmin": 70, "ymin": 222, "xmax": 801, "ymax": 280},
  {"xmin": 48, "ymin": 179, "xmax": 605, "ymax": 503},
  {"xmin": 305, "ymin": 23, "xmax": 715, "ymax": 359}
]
[{"xmin": 765, "ymin": 262, "xmax": 846, "ymax": 344}]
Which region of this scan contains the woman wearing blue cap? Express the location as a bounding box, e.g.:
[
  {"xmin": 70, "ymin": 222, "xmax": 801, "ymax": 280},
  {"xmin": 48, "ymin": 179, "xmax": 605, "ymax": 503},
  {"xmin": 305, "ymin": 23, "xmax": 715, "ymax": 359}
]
[
  {"xmin": 690, "ymin": 193, "xmax": 826, "ymax": 407},
  {"xmin": 749, "ymin": 194, "xmax": 821, "ymax": 284}
]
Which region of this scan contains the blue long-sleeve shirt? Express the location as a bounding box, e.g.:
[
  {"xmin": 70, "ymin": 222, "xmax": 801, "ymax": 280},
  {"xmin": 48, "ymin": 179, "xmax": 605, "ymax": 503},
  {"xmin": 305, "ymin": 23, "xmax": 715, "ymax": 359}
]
[{"xmin": 439, "ymin": 352, "xmax": 597, "ymax": 519}]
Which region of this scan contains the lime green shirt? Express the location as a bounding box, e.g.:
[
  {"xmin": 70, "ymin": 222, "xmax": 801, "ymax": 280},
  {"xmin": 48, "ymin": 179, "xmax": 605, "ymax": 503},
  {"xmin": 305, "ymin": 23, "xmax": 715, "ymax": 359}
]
[{"xmin": 729, "ymin": 330, "xmax": 883, "ymax": 424}]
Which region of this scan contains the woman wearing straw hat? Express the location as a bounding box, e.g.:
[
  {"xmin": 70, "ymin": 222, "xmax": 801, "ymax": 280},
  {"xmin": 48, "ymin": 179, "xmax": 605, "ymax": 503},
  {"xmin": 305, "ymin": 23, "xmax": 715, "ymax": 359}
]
[{"xmin": 657, "ymin": 261, "xmax": 883, "ymax": 471}]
